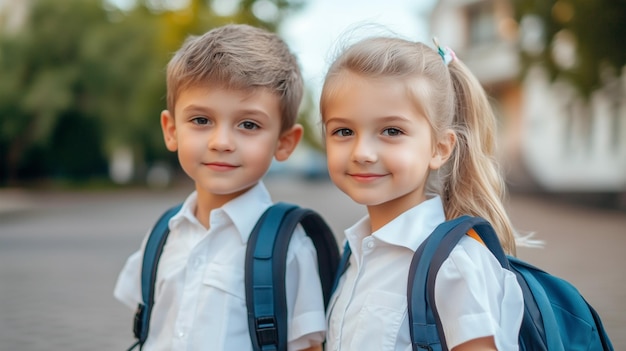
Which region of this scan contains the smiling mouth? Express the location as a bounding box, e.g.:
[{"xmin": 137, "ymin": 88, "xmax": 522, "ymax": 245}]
[
  {"xmin": 204, "ymin": 162, "xmax": 238, "ymax": 171},
  {"xmin": 348, "ymin": 173, "xmax": 385, "ymax": 182}
]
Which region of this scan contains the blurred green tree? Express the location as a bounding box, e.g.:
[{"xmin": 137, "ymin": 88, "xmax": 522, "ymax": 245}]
[
  {"xmin": 0, "ymin": 0, "xmax": 113, "ymax": 184},
  {"xmin": 0, "ymin": 0, "xmax": 304, "ymax": 186},
  {"xmin": 512, "ymin": 0, "xmax": 626, "ymax": 98}
]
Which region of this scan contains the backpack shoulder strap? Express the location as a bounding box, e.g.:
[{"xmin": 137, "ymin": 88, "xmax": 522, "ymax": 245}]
[
  {"xmin": 245, "ymin": 202, "xmax": 340, "ymax": 351},
  {"xmin": 407, "ymin": 215, "xmax": 508, "ymax": 351},
  {"xmin": 331, "ymin": 242, "xmax": 352, "ymax": 295},
  {"xmin": 131, "ymin": 203, "xmax": 183, "ymax": 349}
]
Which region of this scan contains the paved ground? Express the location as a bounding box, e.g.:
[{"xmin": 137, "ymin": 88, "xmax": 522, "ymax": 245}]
[{"xmin": 0, "ymin": 177, "xmax": 624, "ymax": 350}]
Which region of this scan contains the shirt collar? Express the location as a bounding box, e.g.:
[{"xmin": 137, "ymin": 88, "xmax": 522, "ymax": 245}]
[
  {"xmin": 221, "ymin": 181, "xmax": 273, "ymax": 244},
  {"xmin": 345, "ymin": 195, "xmax": 446, "ymax": 253},
  {"xmin": 169, "ymin": 191, "xmax": 202, "ymax": 229},
  {"xmin": 167, "ymin": 182, "xmax": 273, "ymax": 244}
]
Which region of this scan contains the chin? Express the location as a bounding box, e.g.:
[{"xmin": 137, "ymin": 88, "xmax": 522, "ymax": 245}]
[{"xmin": 347, "ymin": 194, "xmax": 386, "ymax": 207}]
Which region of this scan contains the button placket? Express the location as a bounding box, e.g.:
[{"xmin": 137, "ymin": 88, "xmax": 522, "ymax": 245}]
[{"xmin": 194, "ymin": 256, "xmax": 205, "ymax": 270}]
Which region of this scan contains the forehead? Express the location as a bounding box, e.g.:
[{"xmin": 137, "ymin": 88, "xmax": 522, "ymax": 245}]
[
  {"xmin": 175, "ymin": 84, "xmax": 282, "ymax": 115},
  {"xmin": 323, "ymin": 72, "xmax": 426, "ymax": 120},
  {"xmin": 178, "ymin": 81, "xmax": 276, "ymax": 100}
]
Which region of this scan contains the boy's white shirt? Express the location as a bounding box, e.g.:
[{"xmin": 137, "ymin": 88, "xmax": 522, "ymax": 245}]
[
  {"xmin": 326, "ymin": 195, "xmax": 523, "ymax": 351},
  {"xmin": 114, "ymin": 181, "xmax": 325, "ymax": 351}
]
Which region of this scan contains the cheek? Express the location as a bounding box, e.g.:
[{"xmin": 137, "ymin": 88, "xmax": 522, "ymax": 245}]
[
  {"xmin": 246, "ymin": 136, "xmax": 278, "ymax": 162},
  {"xmin": 386, "ymin": 143, "xmax": 431, "ymax": 172},
  {"xmin": 177, "ymin": 136, "xmax": 205, "ymax": 157},
  {"xmin": 325, "ymin": 143, "xmax": 345, "ymax": 171},
  {"xmin": 386, "ymin": 146, "xmax": 412, "ymax": 162}
]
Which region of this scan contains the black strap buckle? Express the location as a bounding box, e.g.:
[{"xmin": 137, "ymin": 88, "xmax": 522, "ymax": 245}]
[
  {"xmin": 255, "ymin": 316, "xmax": 278, "ymax": 347},
  {"xmin": 133, "ymin": 304, "xmax": 145, "ymax": 339}
]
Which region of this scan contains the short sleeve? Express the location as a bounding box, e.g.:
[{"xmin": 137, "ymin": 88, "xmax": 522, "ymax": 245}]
[
  {"xmin": 114, "ymin": 231, "xmax": 151, "ymax": 310},
  {"xmin": 284, "ymin": 226, "xmax": 326, "ymax": 350},
  {"xmin": 434, "ymin": 236, "xmax": 523, "ymax": 350},
  {"xmin": 113, "ymin": 249, "xmax": 143, "ymax": 309}
]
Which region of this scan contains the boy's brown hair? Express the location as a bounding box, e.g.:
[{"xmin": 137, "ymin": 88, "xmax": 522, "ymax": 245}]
[{"xmin": 165, "ymin": 24, "xmax": 304, "ymax": 131}]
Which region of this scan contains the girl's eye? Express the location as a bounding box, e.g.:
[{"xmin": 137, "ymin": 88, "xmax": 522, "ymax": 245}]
[
  {"xmin": 239, "ymin": 121, "xmax": 260, "ymax": 130},
  {"xmin": 333, "ymin": 128, "xmax": 353, "ymax": 137},
  {"xmin": 382, "ymin": 127, "xmax": 402, "ymax": 136},
  {"xmin": 191, "ymin": 117, "xmax": 209, "ymax": 125}
]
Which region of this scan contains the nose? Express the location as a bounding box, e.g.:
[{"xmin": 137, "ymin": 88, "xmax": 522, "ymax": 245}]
[
  {"xmin": 352, "ymin": 136, "xmax": 377, "ymax": 164},
  {"xmin": 208, "ymin": 126, "xmax": 235, "ymax": 152}
]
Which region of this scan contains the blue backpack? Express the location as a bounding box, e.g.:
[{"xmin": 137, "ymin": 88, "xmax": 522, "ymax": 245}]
[
  {"xmin": 335, "ymin": 215, "xmax": 614, "ymax": 351},
  {"xmin": 129, "ymin": 202, "xmax": 340, "ymax": 351}
]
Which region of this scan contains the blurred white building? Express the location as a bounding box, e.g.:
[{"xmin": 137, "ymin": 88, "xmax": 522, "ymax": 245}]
[
  {"xmin": 0, "ymin": 0, "xmax": 29, "ymax": 34},
  {"xmin": 431, "ymin": 0, "xmax": 626, "ymax": 197}
]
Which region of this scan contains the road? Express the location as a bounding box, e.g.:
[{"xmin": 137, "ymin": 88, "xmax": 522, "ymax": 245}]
[{"xmin": 0, "ymin": 177, "xmax": 624, "ymax": 350}]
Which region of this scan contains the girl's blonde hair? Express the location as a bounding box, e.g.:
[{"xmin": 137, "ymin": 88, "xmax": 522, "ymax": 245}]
[{"xmin": 320, "ymin": 36, "xmax": 517, "ymax": 255}]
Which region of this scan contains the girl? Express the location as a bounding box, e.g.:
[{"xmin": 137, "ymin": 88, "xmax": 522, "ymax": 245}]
[{"xmin": 320, "ymin": 36, "xmax": 524, "ymax": 351}]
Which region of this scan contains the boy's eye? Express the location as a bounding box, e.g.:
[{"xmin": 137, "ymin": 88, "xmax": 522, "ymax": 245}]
[
  {"xmin": 239, "ymin": 121, "xmax": 260, "ymax": 130},
  {"xmin": 191, "ymin": 117, "xmax": 209, "ymax": 125},
  {"xmin": 333, "ymin": 128, "xmax": 353, "ymax": 137},
  {"xmin": 382, "ymin": 127, "xmax": 402, "ymax": 136}
]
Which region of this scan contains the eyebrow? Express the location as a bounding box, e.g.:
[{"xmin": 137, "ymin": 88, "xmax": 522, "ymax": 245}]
[
  {"xmin": 181, "ymin": 104, "xmax": 212, "ymax": 114},
  {"xmin": 324, "ymin": 117, "xmax": 351, "ymax": 125},
  {"xmin": 181, "ymin": 104, "xmax": 271, "ymax": 119},
  {"xmin": 378, "ymin": 115, "xmax": 412, "ymax": 123},
  {"xmin": 325, "ymin": 115, "xmax": 411, "ymax": 125}
]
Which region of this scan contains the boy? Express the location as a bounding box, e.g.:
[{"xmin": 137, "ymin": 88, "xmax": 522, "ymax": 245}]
[{"xmin": 114, "ymin": 24, "xmax": 325, "ymax": 351}]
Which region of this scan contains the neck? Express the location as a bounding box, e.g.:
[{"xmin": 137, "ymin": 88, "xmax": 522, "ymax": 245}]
[
  {"xmin": 366, "ymin": 192, "xmax": 427, "ymax": 233},
  {"xmin": 194, "ymin": 187, "xmax": 247, "ymax": 229}
]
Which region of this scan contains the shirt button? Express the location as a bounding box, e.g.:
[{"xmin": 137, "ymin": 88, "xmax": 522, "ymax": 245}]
[
  {"xmin": 178, "ymin": 331, "xmax": 185, "ymax": 338},
  {"xmin": 367, "ymin": 241, "xmax": 374, "ymax": 249}
]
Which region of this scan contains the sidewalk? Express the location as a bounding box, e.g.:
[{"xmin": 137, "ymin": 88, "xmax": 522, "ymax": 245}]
[{"xmin": 0, "ymin": 188, "xmax": 39, "ymax": 214}]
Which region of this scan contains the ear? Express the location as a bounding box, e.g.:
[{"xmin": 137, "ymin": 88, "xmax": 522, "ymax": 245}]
[
  {"xmin": 274, "ymin": 124, "xmax": 303, "ymax": 161},
  {"xmin": 161, "ymin": 110, "xmax": 178, "ymax": 152},
  {"xmin": 429, "ymin": 129, "xmax": 456, "ymax": 170}
]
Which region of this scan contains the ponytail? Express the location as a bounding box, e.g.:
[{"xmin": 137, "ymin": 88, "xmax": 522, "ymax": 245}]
[{"xmin": 443, "ymin": 59, "xmax": 517, "ymax": 255}]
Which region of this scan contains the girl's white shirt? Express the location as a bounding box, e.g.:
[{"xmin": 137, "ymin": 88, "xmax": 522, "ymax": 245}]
[
  {"xmin": 114, "ymin": 182, "xmax": 325, "ymax": 351},
  {"xmin": 326, "ymin": 196, "xmax": 523, "ymax": 351}
]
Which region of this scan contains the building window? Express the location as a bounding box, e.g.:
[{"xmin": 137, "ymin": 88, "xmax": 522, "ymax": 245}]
[{"xmin": 467, "ymin": 1, "xmax": 496, "ymax": 46}]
